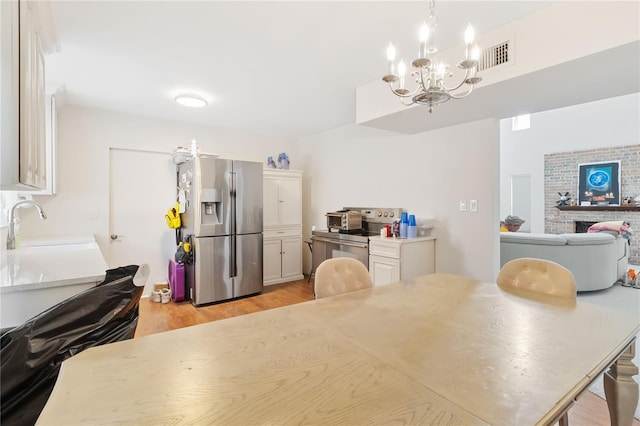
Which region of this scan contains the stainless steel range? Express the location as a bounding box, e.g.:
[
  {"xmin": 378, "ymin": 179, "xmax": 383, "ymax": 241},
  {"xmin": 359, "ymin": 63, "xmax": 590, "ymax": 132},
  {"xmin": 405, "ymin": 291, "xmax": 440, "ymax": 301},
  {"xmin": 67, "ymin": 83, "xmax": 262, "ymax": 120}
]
[{"xmin": 311, "ymin": 207, "xmax": 402, "ymax": 272}]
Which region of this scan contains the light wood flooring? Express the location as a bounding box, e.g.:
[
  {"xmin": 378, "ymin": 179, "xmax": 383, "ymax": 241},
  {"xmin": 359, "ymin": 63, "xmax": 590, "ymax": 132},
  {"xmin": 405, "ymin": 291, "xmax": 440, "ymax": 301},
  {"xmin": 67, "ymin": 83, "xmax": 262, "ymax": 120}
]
[{"xmin": 135, "ymin": 278, "xmax": 639, "ymax": 426}]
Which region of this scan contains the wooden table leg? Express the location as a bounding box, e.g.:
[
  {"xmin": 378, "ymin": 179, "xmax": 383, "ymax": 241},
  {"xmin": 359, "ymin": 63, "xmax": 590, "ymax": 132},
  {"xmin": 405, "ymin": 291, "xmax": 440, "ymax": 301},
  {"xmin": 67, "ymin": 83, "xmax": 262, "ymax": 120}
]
[{"xmin": 604, "ymin": 340, "xmax": 639, "ymax": 426}]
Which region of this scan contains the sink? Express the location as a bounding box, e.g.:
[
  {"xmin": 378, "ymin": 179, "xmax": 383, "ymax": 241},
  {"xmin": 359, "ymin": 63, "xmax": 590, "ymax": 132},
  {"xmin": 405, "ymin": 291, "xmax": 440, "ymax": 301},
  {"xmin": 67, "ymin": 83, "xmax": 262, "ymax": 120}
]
[
  {"xmin": 1, "ymin": 235, "xmax": 109, "ymax": 328},
  {"xmin": 2, "ymin": 242, "xmax": 107, "ymax": 289}
]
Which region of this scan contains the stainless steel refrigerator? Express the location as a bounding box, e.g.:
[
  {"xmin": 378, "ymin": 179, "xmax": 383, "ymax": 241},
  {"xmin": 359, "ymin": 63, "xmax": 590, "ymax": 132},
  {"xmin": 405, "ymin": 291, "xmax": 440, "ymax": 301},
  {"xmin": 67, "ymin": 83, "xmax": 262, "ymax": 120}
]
[{"xmin": 179, "ymin": 157, "xmax": 263, "ymax": 306}]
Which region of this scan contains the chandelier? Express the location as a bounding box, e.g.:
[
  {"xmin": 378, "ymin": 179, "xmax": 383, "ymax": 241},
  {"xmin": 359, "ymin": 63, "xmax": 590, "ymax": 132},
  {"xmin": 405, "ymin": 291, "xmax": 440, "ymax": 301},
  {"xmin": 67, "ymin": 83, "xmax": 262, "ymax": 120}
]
[{"xmin": 382, "ymin": 0, "xmax": 482, "ymax": 113}]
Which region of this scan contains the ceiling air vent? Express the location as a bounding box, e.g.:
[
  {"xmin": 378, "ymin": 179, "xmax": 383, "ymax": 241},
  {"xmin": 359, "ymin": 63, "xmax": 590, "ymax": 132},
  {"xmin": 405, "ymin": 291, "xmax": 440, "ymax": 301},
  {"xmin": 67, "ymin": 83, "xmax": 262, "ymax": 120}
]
[{"xmin": 478, "ymin": 41, "xmax": 510, "ymax": 71}]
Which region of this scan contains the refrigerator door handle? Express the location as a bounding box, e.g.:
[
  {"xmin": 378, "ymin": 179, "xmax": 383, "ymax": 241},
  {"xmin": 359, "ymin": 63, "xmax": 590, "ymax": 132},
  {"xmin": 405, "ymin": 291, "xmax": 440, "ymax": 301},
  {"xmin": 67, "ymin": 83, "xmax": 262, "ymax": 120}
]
[
  {"xmin": 229, "ymin": 172, "xmax": 236, "ymax": 234},
  {"xmin": 230, "ymin": 235, "xmax": 237, "ymax": 278},
  {"xmin": 230, "ymin": 171, "xmax": 237, "ymax": 278}
]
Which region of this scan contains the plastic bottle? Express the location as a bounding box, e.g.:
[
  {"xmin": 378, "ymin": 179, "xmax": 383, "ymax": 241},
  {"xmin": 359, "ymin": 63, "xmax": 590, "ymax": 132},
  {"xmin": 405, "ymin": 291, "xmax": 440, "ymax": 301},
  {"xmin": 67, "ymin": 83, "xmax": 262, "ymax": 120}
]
[
  {"xmin": 407, "ymin": 215, "xmax": 417, "ymax": 238},
  {"xmin": 399, "ymin": 212, "xmax": 408, "ymax": 238},
  {"xmin": 190, "ymin": 139, "xmax": 199, "ymax": 157}
]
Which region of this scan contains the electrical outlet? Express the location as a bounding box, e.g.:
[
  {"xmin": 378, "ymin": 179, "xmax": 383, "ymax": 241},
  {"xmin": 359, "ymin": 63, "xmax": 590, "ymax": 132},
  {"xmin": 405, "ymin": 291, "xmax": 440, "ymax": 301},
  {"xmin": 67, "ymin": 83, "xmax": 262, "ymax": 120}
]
[
  {"xmin": 470, "ymin": 200, "xmax": 478, "ymax": 212},
  {"xmin": 459, "ymin": 200, "xmax": 467, "ymax": 212}
]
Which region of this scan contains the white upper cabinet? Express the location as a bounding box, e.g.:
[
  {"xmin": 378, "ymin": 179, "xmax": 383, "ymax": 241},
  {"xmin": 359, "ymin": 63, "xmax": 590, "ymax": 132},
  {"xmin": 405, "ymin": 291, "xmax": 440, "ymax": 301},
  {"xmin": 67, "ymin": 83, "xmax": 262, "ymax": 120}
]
[
  {"xmin": 20, "ymin": 0, "xmax": 46, "ymax": 189},
  {"xmin": 1, "ymin": 0, "xmax": 58, "ymax": 192},
  {"xmin": 263, "ymin": 169, "xmax": 302, "ymax": 228},
  {"xmin": 0, "ymin": 0, "xmax": 21, "ymax": 190}
]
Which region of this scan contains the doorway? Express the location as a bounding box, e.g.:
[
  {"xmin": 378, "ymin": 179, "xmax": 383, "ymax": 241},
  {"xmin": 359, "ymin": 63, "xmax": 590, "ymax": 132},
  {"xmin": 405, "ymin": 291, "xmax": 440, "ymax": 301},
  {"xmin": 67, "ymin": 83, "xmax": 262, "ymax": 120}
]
[{"xmin": 108, "ymin": 148, "xmax": 176, "ymax": 295}]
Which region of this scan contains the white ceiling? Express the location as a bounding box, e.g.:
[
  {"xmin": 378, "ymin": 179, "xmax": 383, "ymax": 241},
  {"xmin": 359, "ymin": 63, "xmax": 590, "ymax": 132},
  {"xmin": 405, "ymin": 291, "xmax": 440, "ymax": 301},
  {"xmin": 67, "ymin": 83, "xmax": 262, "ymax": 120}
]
[{"xmin": 46, "ymin": 1, "xmax": 556, "ymax": 140}]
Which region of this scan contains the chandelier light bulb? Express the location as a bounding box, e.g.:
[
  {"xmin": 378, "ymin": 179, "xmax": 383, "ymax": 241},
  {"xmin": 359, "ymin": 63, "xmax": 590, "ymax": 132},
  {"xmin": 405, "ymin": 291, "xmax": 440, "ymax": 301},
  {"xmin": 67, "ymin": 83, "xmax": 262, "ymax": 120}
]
[
  {"xmin": 419, "ymin": 21, "xmax": 429, "ymax": 43},
  {"xmin": 419, "ymin": 21, "xmax": 429, "ymax": 59},
  {"xmin": 386, "ymin": 42, "xmax": 396, "ymax": 62},
  {"xmin": 471, "ymin": 44, "xmax": 481, "ymax": 61},
  {"xmin": 464, "ymin": 23, "xmax": 475, "ymax": 45},
  {"xmin": 386, "ymin": 42, "xmax": 396, "ymax": 76},
  {"xmin": 397, "ymin": 59, "xmax": 407, "ymax": 88}
]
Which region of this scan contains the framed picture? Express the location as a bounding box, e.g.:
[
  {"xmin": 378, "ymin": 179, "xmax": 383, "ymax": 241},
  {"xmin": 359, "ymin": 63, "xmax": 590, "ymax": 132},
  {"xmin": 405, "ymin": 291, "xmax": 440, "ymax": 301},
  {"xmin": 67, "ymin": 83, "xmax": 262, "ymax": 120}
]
[{"xmin": 577, "ymin": 161, "xmax": 620, "ymax": 205}]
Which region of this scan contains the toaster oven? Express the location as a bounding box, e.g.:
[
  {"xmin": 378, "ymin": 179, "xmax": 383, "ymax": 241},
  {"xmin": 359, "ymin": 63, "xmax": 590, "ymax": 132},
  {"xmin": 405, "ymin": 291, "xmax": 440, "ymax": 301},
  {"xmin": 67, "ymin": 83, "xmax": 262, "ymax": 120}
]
[{"xmin": 325, "ymin": 210, "xmax": 362, "ymax": 232}]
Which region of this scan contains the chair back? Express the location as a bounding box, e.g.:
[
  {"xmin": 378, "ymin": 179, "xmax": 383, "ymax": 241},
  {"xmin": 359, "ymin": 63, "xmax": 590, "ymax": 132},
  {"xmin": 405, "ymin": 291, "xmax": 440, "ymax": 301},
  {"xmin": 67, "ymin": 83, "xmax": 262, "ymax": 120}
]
[
  {"xmin": 314, "ymin": 258, "xmax": 372, "ymax": 299},
  {"xmin": 497, "ymin": 258, "xmax": 577, "ymax": 299}
]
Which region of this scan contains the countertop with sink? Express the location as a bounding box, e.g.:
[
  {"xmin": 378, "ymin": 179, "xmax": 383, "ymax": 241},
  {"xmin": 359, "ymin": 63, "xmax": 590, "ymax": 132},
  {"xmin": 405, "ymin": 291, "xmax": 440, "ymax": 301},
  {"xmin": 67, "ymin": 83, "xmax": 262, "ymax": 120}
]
[
  {"xmin": 1, "ymin": 234, "xmax": 107, "ymax": 293},
  {"xmin": 1, "ymin": 235, "xmax": 108, "ymax": 328}
]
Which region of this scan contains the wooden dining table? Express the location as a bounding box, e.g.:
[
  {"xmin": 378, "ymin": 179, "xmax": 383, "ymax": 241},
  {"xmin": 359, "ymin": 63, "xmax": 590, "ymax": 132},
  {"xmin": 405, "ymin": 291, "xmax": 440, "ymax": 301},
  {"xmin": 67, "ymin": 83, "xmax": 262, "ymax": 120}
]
[{"xmin": 37, "ymin": 273, "xmax": 639, "ymax": 425}]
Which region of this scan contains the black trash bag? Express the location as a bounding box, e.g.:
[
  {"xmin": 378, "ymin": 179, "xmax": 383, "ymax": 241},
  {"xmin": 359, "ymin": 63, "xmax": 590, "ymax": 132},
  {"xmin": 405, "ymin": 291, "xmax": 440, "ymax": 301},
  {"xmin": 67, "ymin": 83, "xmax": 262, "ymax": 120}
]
[{"xmin": 0, "ymin": 265, "xmax": 145, "ymax": 426}]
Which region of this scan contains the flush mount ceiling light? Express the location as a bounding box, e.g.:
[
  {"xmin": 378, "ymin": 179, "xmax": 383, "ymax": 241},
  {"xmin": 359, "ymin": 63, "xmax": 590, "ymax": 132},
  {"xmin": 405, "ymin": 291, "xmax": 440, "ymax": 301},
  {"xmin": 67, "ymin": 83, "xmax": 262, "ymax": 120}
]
[
  {"xmin": 174, "ymin": 94, "xmax": 208, "ymax": 108},
  {"xmin": 382, "ymin": 0, "xmax": 482, "ymax": 113}
]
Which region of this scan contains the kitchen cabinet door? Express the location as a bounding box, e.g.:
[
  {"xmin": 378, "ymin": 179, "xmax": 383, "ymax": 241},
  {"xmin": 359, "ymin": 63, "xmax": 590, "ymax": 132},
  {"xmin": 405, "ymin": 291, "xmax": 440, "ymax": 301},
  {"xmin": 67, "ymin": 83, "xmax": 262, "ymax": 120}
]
[
  {"xmin": 263, "ymin": 238, "xmax": 282, "ymax": 283},
  {"xmin": 19, "ymin": 0, "xmax": 46, "ymax": 189},
  {"xmin": 263, "ymin": 177, "xmax": 280, "ymax": 228},
  {"xmin": 369, "ymin": 255, "xmax": 399, "ymax": 286},
  {"xmin": 281, "ymin": 237, "xmax": 302, "ymax": 279},
  {"xmin": 278, "ymin": 178, "xmax": 301, "ymax": 226}
]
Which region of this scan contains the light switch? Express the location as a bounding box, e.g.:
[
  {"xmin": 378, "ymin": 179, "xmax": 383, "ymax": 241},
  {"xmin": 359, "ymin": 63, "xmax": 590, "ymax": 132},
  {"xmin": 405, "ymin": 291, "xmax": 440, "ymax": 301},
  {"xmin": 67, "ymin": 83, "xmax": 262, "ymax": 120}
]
[
  {"xmin": 470, "ymin": 200, "xmax": 478, "ymax": 212},
  {"xmin": 88, "ymin": 206, "xmax": 99, "ymax": 220},
  {"xmin": 459, "ymin": 200, "xmax": 467, "ymax": 212}
]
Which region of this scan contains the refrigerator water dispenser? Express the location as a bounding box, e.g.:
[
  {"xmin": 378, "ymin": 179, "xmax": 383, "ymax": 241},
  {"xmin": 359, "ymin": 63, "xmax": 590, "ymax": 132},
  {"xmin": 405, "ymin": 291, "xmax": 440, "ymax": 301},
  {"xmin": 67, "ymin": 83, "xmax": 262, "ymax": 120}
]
[{"xmin": 200, "ymin": 188, "xmax": 222, "ymax": 225}]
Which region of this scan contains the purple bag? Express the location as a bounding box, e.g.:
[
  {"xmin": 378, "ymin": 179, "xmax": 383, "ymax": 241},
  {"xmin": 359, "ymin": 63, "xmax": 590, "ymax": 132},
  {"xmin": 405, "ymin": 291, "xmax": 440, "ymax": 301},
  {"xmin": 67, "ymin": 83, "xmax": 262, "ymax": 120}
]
[{"xmin": 168, "ymin": 259, "xmax": 185, "ymax": 302}]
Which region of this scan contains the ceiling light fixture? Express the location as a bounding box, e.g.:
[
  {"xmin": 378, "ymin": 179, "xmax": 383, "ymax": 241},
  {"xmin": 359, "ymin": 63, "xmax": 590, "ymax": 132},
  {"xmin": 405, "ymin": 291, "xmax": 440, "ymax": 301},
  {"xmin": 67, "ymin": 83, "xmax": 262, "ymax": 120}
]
[
  {"xmin": 174, "ymin": 94, "xmax": 208, "ymax": 108},
  {"xmin": 382, "ymin": 0, "xmax": 482, "ymax": 113}
]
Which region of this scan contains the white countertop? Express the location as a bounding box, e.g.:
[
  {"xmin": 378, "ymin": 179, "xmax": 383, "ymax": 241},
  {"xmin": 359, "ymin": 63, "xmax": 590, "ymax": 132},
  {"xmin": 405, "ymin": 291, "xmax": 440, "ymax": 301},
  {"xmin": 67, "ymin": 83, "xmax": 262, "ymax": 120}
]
[
  {"xmin": 1, "ymin": 235, "xmax": 108, "ymax": 293},
  {"xmin": 369, "ymin": 235, "xmax": 436, "ymax": 244}
]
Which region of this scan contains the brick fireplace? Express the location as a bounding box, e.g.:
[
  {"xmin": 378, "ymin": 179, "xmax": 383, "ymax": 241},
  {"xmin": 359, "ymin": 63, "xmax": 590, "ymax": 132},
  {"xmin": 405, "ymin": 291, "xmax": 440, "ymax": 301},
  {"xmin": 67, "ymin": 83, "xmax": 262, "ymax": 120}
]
[{"xmin": 544, "ymin": 145, "xmax": 639, "ymax": 264}]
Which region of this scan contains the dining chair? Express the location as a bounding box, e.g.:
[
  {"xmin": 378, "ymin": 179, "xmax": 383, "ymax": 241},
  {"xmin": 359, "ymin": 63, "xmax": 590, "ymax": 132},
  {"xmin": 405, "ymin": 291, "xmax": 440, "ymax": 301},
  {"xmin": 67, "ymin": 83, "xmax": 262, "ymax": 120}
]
[
  {"xmin": 314, "ymin": 257, "xmax": 373, "ymax": 299},
  {"xmin": 497, "ymin": 257, "xmax": 577, "ymax": 299},
  {"xmin": 497, "ymin": 257, "xmax": 576, "ymax": 426}
]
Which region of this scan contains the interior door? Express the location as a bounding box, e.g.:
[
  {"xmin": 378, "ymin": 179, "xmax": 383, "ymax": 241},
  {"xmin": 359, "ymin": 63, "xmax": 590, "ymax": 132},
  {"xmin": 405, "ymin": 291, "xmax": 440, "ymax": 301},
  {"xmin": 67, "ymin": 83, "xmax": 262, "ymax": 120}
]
[{"xmin": 109, "ymin": 148, "xmax": 176, "ymax": 295}]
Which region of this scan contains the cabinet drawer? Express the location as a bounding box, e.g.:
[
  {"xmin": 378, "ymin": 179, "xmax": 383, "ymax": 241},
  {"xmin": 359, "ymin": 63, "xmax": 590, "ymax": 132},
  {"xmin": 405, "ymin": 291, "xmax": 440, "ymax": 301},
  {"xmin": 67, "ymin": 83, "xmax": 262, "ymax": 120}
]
[
  {"xmin": 264, "ymin": 227, "xmax": 301, "ymax": 239},
  {"xmin": 369, "ymin": 242, "xmax": 400, "ymax": 258}
]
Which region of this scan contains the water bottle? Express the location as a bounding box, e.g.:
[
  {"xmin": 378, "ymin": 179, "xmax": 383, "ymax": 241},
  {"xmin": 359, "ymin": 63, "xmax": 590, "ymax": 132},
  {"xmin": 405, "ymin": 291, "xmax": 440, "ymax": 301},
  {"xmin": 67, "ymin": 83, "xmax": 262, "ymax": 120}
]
[
  {"xmin": 408, "ymin": 215, "xmax": 417, "ymax": 238},
  {"xmin": 400, "ymin": 212, "xmax": 408, "ymax": 238}
]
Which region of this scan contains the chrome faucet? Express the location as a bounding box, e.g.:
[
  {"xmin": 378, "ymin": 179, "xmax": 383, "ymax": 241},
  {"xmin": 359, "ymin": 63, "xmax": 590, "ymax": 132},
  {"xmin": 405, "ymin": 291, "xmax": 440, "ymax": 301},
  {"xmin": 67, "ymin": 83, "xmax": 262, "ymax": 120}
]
[{"xmin": 6, "ymin": 200, "xmax": 47, "ymax": 250}]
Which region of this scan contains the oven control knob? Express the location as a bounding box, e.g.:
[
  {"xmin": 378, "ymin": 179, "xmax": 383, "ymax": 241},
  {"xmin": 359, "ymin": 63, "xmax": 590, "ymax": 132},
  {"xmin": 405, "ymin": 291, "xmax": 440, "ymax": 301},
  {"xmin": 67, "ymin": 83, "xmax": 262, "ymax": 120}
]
[
  {"xmin": 377, "ymin": 212, "xmax": 382, "ymax": 217},
  {"xmin": 389, "ymin": 212, "xmax": 395, "ymax": 217},
  {"xmin": 383, "ymin": 212, "xmax": 388, "ymax": 217}
]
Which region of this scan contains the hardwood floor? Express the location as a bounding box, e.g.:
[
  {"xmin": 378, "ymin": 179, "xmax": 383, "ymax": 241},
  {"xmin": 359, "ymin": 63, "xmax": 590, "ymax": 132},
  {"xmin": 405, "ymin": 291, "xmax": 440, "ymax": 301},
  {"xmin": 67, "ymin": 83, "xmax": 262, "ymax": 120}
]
[{"xmin": 135, "ymin": 278, "xmax": 639, "ymax": 426}]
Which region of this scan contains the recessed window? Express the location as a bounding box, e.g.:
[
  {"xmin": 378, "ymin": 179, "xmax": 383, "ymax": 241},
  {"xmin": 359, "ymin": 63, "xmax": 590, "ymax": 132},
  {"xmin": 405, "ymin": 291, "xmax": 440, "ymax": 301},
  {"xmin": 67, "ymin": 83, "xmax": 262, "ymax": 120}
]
[{"xmin": 512, "ymin": 114, "xmax": 530, "ymax": 131}]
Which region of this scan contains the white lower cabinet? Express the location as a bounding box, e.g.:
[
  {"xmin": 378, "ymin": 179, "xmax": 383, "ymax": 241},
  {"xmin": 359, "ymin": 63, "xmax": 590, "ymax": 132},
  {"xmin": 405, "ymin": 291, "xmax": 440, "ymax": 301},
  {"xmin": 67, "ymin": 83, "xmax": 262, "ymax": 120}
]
[
  {"xmin": 263, "ymin": 227, "xmax": 304, "ymax": 285},
  {"xmin": 369, "ymin": 236, "xmax": 436, "ymax": 286}
]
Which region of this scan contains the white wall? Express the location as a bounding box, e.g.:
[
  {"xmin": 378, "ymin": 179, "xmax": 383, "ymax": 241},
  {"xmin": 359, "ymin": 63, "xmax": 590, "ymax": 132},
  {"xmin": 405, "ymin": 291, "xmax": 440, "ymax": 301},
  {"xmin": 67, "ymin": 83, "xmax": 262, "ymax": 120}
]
[
  {"xmin": 299, "ymin": 119, "xmax": 501, "ymax": 283},
  {"xmin": 500, "ymin": 93, "xmax": 640, "ymax": 233},
  {"xmin": 16, "ymin": 105, "xmax": 299, "ymax": 283}
]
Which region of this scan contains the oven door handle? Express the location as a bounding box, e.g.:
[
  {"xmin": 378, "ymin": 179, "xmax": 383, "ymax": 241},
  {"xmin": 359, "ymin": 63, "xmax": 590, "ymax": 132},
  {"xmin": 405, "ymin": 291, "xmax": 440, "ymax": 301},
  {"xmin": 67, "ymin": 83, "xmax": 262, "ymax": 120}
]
[{"xmin": 311, "ymin": 237, "xmax": 368, "ymax": 249}]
